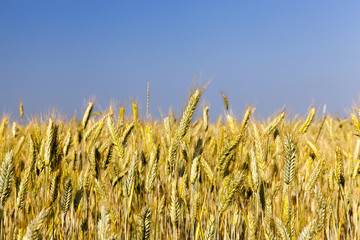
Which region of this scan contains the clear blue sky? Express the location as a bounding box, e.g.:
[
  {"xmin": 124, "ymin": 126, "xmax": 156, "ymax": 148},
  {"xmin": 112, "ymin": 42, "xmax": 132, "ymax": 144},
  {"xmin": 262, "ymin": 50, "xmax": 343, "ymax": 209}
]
[{"xmin": 1, "ymin": 1, "xmax": 360, "ymax": 120}]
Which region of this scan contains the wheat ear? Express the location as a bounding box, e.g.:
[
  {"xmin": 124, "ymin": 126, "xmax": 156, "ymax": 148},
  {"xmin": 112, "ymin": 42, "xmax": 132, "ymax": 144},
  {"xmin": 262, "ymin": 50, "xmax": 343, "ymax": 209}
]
[
  {"xmin": 203, "ymin": 106, "xmax": 209, "ymax": 131},
  {"xmin": 137, "ymin": 207, "xmax": 151, "ymax": 240},
  {"xmin": 124, "ymin": 151, "xmax": 138, "ymax": 197},
  {"xmin": 145, "ymin": 147, "xmax": 159, "ymax": 192},
  {"xmin": 97, "ymin": 206, "xmax": 116, "ymax": 240},
  {"xmin": 305, "ymin": 158, "xmax": 323, "ymax": 192},
  {"xmin": 44, "ymin": 119, "xmax": 56, "ymax": 166},
  {"xmin": 263, "ymin": 112, "xmax": 285, "ymax": 137},
  {"xmin": 204, "ymin": 214, "xmax": 215, "ymax": 240},
  {"xmin": 299, "ymin": 108, "xmax": 315, "ymax": 135},
  {"xmin": 334, "ymin": 146, "xmax": 344, "ymax": 186},
  {"xmin": 106, "ymin": 116, "xmax": 124, "ymax": 158},
  {"xmin": 283, "ymin": 134, "xmax": 295, "ymax": 185},
  {"xmin": 217, "ymin": 107, "xmax": 251, "ymax": 170},
  {"xmin": 219, "ymin": 171, "xmax": 244, "ymax": 212},
  {"xmin": 60, "ymin": 178, "xmax": 73, "ymax": 213},
  {"xmin": 48, "ymin": 170, "xmax": 61, "ymax": 204},
  {"xmin": 19, "ymin": 100, "xmax": 24, "ymax": 119},
  {"xmin": 23, "ymin": 207, "xmax": 50, "ymax": 240},
  {"xmin": 170, "ymin": 180, "xmax": 179, "ymax": 225},
  {"xmin": 177, "ymin": 89, "xmax": 202, "ymax": 139},
  {"xmin": 221, "ymin": 91, "xmax": 229, "ymax": 110},
  {"xmin": 17, "ymin": 135, "xmax": 36, "ymax": 209},
  {"xmin": 82, "ymin": 101, "xmax": 94, "ymax": 130},
  {"xmin": 0, "ymin": 151, "xmax": 14, "ymax": 206}
]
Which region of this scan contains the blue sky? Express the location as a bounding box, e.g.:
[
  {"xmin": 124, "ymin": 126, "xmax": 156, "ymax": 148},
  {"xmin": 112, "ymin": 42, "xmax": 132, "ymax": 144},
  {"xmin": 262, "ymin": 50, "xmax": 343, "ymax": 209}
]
[{"xmin": 1, "ymin": 1, "xmax": 360, "ymax": 120}]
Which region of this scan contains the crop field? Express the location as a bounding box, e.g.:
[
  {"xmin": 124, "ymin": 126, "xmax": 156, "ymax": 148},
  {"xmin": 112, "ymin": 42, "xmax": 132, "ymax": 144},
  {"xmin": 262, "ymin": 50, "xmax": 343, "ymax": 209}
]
[{"xmin": 0, "ymin": 87, "xmax": 360, "ymax": 239}]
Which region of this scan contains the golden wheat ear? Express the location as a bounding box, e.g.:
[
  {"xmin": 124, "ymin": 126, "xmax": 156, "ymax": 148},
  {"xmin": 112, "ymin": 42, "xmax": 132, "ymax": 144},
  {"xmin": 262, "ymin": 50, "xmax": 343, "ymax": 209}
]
[
  {"xmin": 334, "ymin": 146, "xmax": 344, "ymax": 186},
  {"xmin": 305, "ymin": 158, "xmax": 323, "ymax": 192},
  {"xmin": 132, "ymin": 101, "xmax": 139, "ymax": 126},
  {"xmin": 0, "ymin": 116, "xmax": 8, "ymax": 141},
  {"xmin": 166, "ymin": 88, "xmax": 204, "ymax": 176},
  {"xmin": 97, "ymin": 206, "xmax": 117, "ymax": 240},
  {"xmin": 203, "ymin": 106, "xmax": 209, "ymax": 132},
  {"xmin": 221, "ymin": 91, "xmax": 229, "ymax": 111},
  {"xmin": 283, "ymin": 134, "xmax": 296, "ymax": 185},
  {"xmin": 351, "ymin": 112, "xmax": 360, "ymax": 136},
  {"xmin": 274, "ymin": 217, "xmax": 290, "ymax": 240},
  {"xmin": 217, "ymin": 107, "xmax": 251, "ymax": 172},
  {"xmin": 177, "ymin": 89, "xmax": 203, "ymax": 139},
  {"xmin": 89, "ymin": 144, "xmax": 100, "ymax": 179},
  {"xmin": 121, "ymin": 121, "xmax": 135, "ymax": 146},
  {"xmin": 313, "ymin": 187, "xmax": 326, "ymax": 234},
  {"xmin": 17, "ymin": 135, "xmax": 36, "ymax": 209},
  {"xmin": 145, "ymin": 147, "xmax": 159, "ymax": 193},
  {"xmin": 106, "ymin": 115, "xmax": 124, "ymax": 159},
  {"xmin": 299, "ymin": 107, "xmax": 315, "ymax": 135},
  {"xmin": 23, "ymin": 207, "xmax": 50, "ymax": 240},
  {"xmin": 247, "ymin": 210, "xmax": 257, "ymax": 240},
  {"xmin": 204, "ymin": 214, "xmax": 215, "ymax": 240},
  {"xmin": 137, "ymin": 207, "xmax": 151, "ymax": 240},
  {"xmin": 63, "ymin": 130, "xmax": 71, "ymax": 156},
  {"xmin": 219, "ymin": 171, "xmax": 244, "ymax": 212},
  {"xmin": 124, "ymin": 151, "xmax": 138, "ymax": 197},
  {"xmin": 263, "ymin": 112, "xmax": 285, "ymax": 137},
  {"xmin": 298, "ymin": 221, "xmax": 313, "ymax": 240},
  {"xmin": 48, "ymin": 170, "xmax": 61, "ymax": 204},
  {"xmin": 16, "ymin": 165, "xmax": 31, "ymax": 210},
  {"xmin": 60, "ymin": 178, "xmax": 73, "ymax": 213},
  {"xmin": 170, "ymin": 180, "xmax": 180, "ymax": 226},
  {"xmin": 0, "ymin": 151, "xmax": 14, "ymax": 206},
  {"xmin": 19, "ymin": 99, "xmax": 24, "ymax": 119},
  {"xmin": 82, "ymin": 101, "xmax": 94, "ymax": 130},
  {"xmin": 44, "ymin": 119, "xmax": 57, "ymax": 167}
]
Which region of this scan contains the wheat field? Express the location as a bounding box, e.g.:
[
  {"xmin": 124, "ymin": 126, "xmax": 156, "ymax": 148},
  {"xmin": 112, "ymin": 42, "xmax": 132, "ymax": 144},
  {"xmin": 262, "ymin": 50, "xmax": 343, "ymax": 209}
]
[{"xmin": 0, "ymin": 87, "xmax": 360, "ymax": 239}]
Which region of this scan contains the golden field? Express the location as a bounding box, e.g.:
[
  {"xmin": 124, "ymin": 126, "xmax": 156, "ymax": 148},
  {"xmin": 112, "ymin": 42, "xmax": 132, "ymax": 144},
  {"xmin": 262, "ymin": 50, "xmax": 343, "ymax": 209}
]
[{"xmin": 0, "ymin": 87, "xmax": 360, "ymax": 239}]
